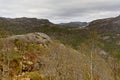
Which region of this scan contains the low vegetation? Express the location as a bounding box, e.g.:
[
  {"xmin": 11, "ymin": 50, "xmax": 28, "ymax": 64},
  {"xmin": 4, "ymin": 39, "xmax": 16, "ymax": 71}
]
[{"xmin": 0, "ymin": 16, "xmax": 120, "ymax": 80}]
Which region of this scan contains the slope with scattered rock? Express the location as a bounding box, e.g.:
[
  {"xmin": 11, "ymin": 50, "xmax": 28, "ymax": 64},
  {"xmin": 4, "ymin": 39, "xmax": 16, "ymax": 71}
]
[{"xmin": 0, "ymin": 32, "xmax": 115, "ymax": 80}]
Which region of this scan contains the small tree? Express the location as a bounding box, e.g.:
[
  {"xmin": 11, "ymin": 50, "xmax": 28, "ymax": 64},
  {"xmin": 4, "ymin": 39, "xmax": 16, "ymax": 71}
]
[{"xmin": 85, "ymin": 30, "xmax": 100, "ymax": 80}]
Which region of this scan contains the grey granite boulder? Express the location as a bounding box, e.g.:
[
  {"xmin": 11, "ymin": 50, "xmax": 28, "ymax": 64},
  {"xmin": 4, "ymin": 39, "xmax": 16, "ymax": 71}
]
[{"xmin": 1, "ymin": 32, "xmax": 51, "ymax": 45}]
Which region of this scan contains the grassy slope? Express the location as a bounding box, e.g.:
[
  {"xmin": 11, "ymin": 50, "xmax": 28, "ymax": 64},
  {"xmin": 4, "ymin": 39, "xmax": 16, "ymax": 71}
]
[
  {"xmin": 0, "ymin": 38, "xmax": 114, "ymax": 80},
  {"xmin": 0, "ymin": 18, "xmax": 120, "ymax": 79}
]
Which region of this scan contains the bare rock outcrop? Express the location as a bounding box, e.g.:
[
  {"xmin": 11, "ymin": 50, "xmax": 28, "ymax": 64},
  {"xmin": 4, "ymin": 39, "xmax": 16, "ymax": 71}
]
[{"xmin": 1, "ymin": 32, "xmax": 51, "ymax": 45}]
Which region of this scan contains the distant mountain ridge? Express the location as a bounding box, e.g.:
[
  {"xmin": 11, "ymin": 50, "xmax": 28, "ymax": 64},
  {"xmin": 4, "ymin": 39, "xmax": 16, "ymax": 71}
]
[
  {"xmin": 0, "ymin": 17, "xmax": 54, "ymax": 34},
  {"xmin": 59, "ymin": 21, "xmax": 88, "ymax": 28},
  {"xmin": 0, "ymin": 17, "xmax": 52, "ymax": 25}
]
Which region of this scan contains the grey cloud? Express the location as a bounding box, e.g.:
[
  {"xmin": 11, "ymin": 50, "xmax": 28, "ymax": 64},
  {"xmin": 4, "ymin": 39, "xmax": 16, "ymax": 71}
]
[
  {"xmin": 0, "ymin": 0, "xmax": 120, "ymax": 23},
  {"xmin": 48, "ymin": 1, "xmax": 120, "ymax": 16}
]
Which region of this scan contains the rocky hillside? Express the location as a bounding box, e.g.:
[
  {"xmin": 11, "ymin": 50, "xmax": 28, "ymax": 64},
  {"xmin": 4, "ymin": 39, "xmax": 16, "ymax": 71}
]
[
  {"xmin": 0, "ymin": 16, "xmax": 120, "ymax": 80},
  {"xmin": 0, "ymin": 32, "xmax": 115, "ymax": 80},
  {"xmin": 87, "ymin": 15, "xmax": 120, "ymax": 33},
  {"xmin": 85, "ymin": 15, "xmax": 120, "ymax": 59},
  {"xmin": 0, "ymin": 17, "xmax": 89, "ymax": 48}
]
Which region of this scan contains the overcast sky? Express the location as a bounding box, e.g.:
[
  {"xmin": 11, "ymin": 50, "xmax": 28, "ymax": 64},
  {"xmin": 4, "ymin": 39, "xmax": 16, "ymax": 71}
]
[{"xmin": 0, "ymin": 0, "xmax": 120, "ymax": 23}]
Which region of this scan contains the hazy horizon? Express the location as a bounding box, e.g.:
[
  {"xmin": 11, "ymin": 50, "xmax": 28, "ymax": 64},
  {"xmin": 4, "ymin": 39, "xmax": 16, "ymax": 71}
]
[
  {"xmin": 0, "ymin": 0, "xmax": 120, "ymax": 23},
  {"xmin": 0, "ymin": 15, "xmax": 119, "ymax": 24}
]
